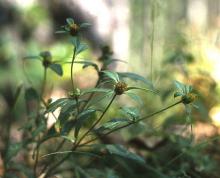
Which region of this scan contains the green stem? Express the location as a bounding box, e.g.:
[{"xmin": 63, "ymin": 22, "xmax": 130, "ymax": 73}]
[
  {"xmin": 71, "ymin": 47, "xmax": 76, "ymax": 90},
  {"xmin": 150, "ymin": 0, "xmax": 155, "ymax": 82},
  {"xmin": 34, "ymin": 67, "xmax": 47, "ymax": 177},
  {"xmin": 75, "ymin": 93, "xmax": 117, "ymax": 147},
  {"xmin": 79, "ymin": 100, "xmax": 182, "ymax": 147},
  {"xmin": 44, "ymin": 93, "xmax": 117, "ymax": 177}
]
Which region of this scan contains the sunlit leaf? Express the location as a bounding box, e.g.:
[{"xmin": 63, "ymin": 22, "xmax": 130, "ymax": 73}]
[
  {"xmin": 127, "ymin": 86, "xmax": 157, "ymax": 94},
  {"xmin": 101, "ymin": 71, "xmax": 120, "ymax": 83},
  {"xmin": 76, "ymin": 43, "xmax": 88, "ymax": 55},
  {"xmin": 95, "ymin": 118, "xmax": 130, "ymax": 133},
  {"xmin": 120, "ymin": 107, "xmax": 140, "ymax": 121},
  {"xmin": 125, "ymin": 92, "xmax": 143, "ymax": 105},
  {"xmin": 118, "ymin": 72, "xmax": 153, "ymax": 88},
  {"xmin": 174, "ymin": 91, "xmax": 183, "ymax": 98},
  {"xmin": 174, "ymin": 80, "xmax": 185, "ymax": 93}
]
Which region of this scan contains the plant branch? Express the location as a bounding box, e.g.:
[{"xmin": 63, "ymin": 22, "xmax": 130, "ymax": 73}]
[
  {"xmin": 75, "ymin": 93, "xmax": 117, "ymax": 147},
  {"xmin": 79, "ymin": 100, "xmax": 182, "ymax": 147}
]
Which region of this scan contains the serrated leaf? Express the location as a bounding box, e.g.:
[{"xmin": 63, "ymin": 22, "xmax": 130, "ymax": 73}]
[
  {"xmin": 127, "ymin": 86, "xmax": 157, "ymax": 94},
  {"xmin": 46, "ymin": 98, "xmax": 78, "ymax": 113},
  {"xmin": 125, "ymin": 92, "xmax": 143, "ymax": 105},
  {"xmin": 174, "ymin": 80, "xmax": 185, "ymax": 93},
  {"xmin": 66, "ymin": 18, "xmax": 74, "ymax": 25},
  {"xmin": 75, "ymin": 109, "xmax": 97, "ymax": 138},
  {"xmin": 101, "ymin": 71, "xmax": 120, "ymax": 83},
  {"xmin": 81, "ymin": 88, "xmax": 112, "ymax": 95},
  {"xmin": 95, "ymin": 118, "xmax": 130, "ymax": 133},
  {"xmin": 174, "ymin": 91, "xmax": 183, "ymax": 98},
  {"xmin": 120, "ymin": 107, "xmax": 140, "ymax": 120},
  {"xmin": 118, "ymin": 72, "xmax": 153, "ymax": 88},
  {"xmin": 49, "ymin": 63, "xmax": 63, "ymax": 76},
  {"xmin": 87, "ymin": 91, "xmax": 114, "ymax": 107},
  {"xmin": 105, "ymin": 144, "xmax": 145, "ymax": 164}
]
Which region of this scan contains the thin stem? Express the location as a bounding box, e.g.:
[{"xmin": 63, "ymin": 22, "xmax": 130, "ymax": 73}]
[
  {"xmin": 75, "ymin": 93, "xmax": 117, "ymax": 147},
  {"xmin": 34, "ymin": 67, "xmax": 47, "ymax": 177},
  {"xmin": 150, "ymin": 0, "xmax": 156, "ymax": 82},
  {"xmin": 44, "ymin": 93, "xmax": 117, "ymax": 177},
  {"xmin": 79, "ymin": 100, "xmax": 182, "ymax": 147},
  {"xmin": 71, "ymin": 47, "xmax": 76, "ymax": 90}
]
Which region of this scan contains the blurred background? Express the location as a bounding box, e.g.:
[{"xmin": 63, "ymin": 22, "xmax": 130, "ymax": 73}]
[{"xmin": 1, "ymin": 0, "xmax": 220, "ymax": 177}]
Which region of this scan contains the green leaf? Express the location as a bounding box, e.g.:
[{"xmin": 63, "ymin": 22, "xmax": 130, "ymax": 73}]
[
  {"xmin": 127, "ymin": 86, "xmax": 157, "ymax": 94},
  {"xmin": 74, "ymin": 60, "xmax": 99, "ymax": 71},
  {"xmin": 32, "ymin": 118, "xmax": 46, "ymax": 137},
  {"xmin": 75, "ymin": 109, "xmax": 97, "ymax": 138},
  {"xmin": 118, "ymin": 72, "xmax": 153, "ymax": 88},
  {"xmin": 49, "ymin": 63, "xmax": 63, "ymax": 76},
  {"xmin": 120, "ymin": 107, "xmax": 140, "ymax": 121},
  {"xmin": 125, "ymin": 92, "xmax": 143, "ymax": 105},
  {"xmin": 105, "ymin": 144, "xmax": 145, "ymax": 164},
  {"xmin": 174, "ymin": 80, "xmax": 185, "ymax": 93},
  {"xmin": 80, "ymin": 22, "xmax": 91, "ymax": 28},
  {"xmin": 95, "ymin": 118, "xmax": 130, "ymax": 133},
  {"xmin": 25, "ymin": 87, "xmax": 39, "ymax": 101},
  {"xmin": 71, "ymin": 37, "xmax": 80, "ymax": 48},
  {"xmin": 66, "ymin": 18, "xmax": 74, "ymax": 25},
  {"xmin": 101, "ymin": 70, "xmax": 120, "ymax": 83},
  {"xmin": 81, "ymin": 88, "xmax": 112, "ymax": 95},
  {"xmin": 46, "ymin": 98, "xmax": 78, "ymax": 113},
  {"xmin": 174, "ymin": 91, "xmax": 183, "ymax": 98},
  {"xmin": 6, "ymin": 142, "xmax": 23, "ymax": 162},
  {"xmin": 87, "ymin": 91, "xmax": 114, "ymax": 107},
  {"xmin": 75, "ymin": 43, "xmax": 88, "ymax": 55},
  {"xmin": 55, "ymin": 30, "xmax": 67, "ymax": 34}
]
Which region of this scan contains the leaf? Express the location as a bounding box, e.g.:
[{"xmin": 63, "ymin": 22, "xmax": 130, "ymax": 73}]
[
  {"xmin": 80, "ymin": 22, "xmax": 92, "ymax": 28},
  {"xmin": 75, "ymin": 109, "xmax": 97, "ymax": 138},
  {"xmin": 49, "ymin": 63, "xmax": 63, "ymax": 76},
  {"xmin": 127, "ymin": 86, "xmax": 157, "ymax": 94},
  {"xmin": 105, "ymin": 144, "xmax": 145, "ymax": 164},
  {"xmin": 32, "ymin": 117, "xmax": 46, "ymax": 137},
  {"xmin": 71, "ymin": 37, "xmax": 80, "ymax": 48},
  {"xmin": 120, "ymin": 107, "xmax": 140, "ymax": 121},
  {"xmin": 104, "ymin": 59, "xmax": 127, "ymax": 66},
  {"xmin": 6, "ymin": 142, "xmax": 23, "ymax": 162},
  {"xmin": 174, "ymin": 80, "xmax": 185, "ymax": 93},
  {"xmin": 25, "ymin": 87, "xmax": 39, "ymax": 101},
  {"xmin": 66, "ymin": 18, "xmax": 74, "ymax": 25},
  {"xmin": 125, "ymin": 92, "xmax": 143, "ymax": 105},
  {"xmin": 61, "ymin": 135, "xmax": 75, "ymax": 143},
  {"xmin": 174, "ymin": 91, "xmax": 183, "ymax": 98},
  {"xmin": 101, "ymin": 70, "xmax": 120, "ymax": 83},
  {"xmin": 81, "ymin": 88, "xmax": 112, "ymax": 96},
  {"xmin": 87, "ymin": 91, "xmax": 114, "ymax": 107},
  {"xmin": 118, "ymin": 72, "xmax": 153, "ymax": 88},
  {"xmin": 46, "ymin": 98, "xmax": 78, "ymax": 113},
  {"xmin": 55, "ymin": 30, "xmax": 67, "ymax": 34},
  {"xmin": 95, "ymin": 118, "xmax": 130, "ymax": 133},
  {"xmin": 74, "ymin": 60, "xmax": 99, "ymax": 71},
  {"xmin": 75, "ymin": 43, "xmax": 88, "ymax": 55}
]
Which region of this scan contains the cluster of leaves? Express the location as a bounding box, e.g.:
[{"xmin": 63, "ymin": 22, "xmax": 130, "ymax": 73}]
[{"xmin": 2, "ymin": 18, "xmax": 201, "ymax": 178}]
